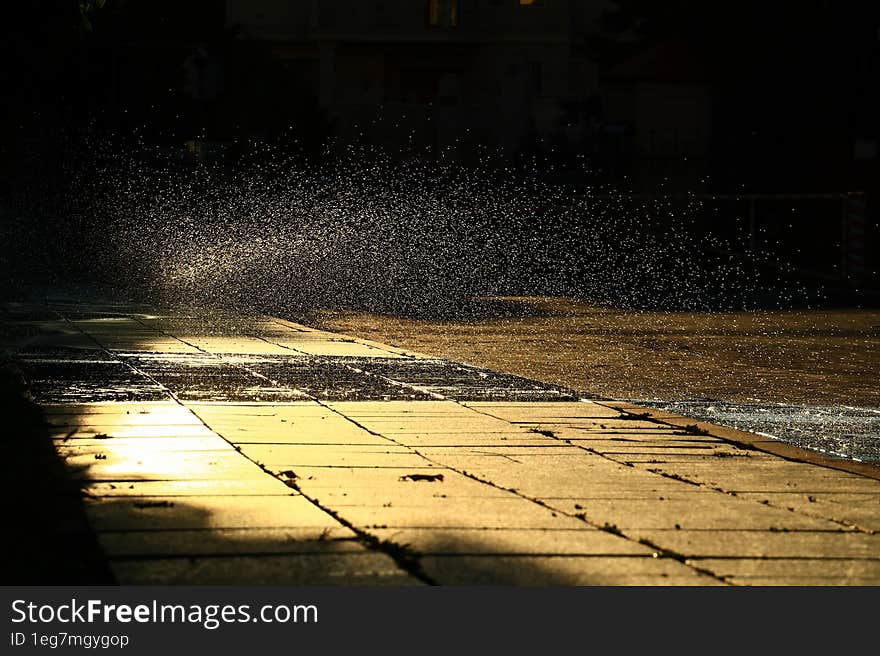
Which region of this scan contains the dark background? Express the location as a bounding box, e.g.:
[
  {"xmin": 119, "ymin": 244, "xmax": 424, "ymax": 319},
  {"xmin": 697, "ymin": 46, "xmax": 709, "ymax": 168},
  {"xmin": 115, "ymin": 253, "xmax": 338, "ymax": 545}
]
[{"xmin": 1, "ymin": 0, "xmax": 878, "ymax": 301}]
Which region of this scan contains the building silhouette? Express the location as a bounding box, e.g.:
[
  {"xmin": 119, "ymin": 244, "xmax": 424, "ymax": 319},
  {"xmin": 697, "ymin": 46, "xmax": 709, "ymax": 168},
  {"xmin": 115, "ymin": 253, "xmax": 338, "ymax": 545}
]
[{"xmin": 224, "ymin": 1, "xmax": 611, "ymax": 162}]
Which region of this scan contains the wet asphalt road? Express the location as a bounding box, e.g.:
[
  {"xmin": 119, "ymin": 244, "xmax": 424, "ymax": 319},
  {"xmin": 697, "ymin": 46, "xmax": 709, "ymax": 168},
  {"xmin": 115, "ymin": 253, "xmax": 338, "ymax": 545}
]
[{"xmin": 643, "ymin": 400, "xmax": 880, "ymax": 463}]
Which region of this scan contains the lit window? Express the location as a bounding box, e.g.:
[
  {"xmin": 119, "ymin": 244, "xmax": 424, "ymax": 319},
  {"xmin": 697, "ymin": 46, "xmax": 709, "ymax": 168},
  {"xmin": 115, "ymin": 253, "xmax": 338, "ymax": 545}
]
[
  {"xmin": 428, "ymin": 0, "xmax": 459, "ymax": 27},
  {"xmin": 428, "ymin": 0, "xmax": 440, "ymax": 24},
  {"xmin": 519, "ymin": 0, "xmax": 545, "ymax": 6}
]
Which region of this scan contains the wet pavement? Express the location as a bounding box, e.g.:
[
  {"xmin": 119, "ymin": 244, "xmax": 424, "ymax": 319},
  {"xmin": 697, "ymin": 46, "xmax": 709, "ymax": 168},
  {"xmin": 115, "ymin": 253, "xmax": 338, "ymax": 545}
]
[
  {"xmin": 308, "ymin": 298, "xmax": 880, "ymax": 465},
  {"xmin": 2, "ymin": 297, "xmax": 879, "ymax": 585},
  {"xmin": 646, "ymin": 400, "xmax": 880, "ymax": 463},
  {"xmin": 13, "ymin": 348, "xmax": 577, "ymax": 404}
]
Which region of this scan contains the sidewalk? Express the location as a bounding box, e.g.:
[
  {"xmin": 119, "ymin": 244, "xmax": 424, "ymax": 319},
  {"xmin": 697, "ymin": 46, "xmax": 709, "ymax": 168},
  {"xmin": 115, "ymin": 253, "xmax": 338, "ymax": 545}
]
[{"xmin": 3, "ymin": 297, "xmax": 879, "ymax": 585}]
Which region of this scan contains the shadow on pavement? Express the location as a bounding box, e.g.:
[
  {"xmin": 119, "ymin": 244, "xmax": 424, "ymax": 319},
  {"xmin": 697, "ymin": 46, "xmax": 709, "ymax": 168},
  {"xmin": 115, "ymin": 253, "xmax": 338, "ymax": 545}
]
[{"xmin": 0, "ymin": 367, "xmax": 115, "ymax": 584}]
